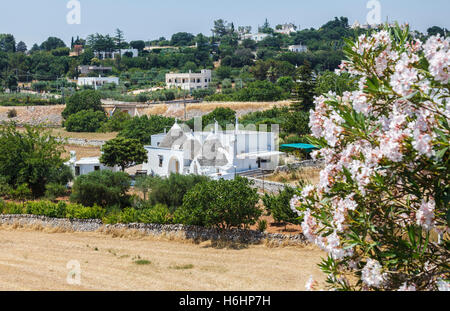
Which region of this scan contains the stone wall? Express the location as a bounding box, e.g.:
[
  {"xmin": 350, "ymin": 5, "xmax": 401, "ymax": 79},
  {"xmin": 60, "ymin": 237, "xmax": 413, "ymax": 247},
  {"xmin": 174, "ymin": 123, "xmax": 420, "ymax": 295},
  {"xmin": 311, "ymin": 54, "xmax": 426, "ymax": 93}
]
[
  {"xmin": 60, "ymin": 138, "xmax": 107, "ymax": 147},
  {"xmin": 274, "ymin": 160, "xmax": 324, "ymax": 173},
  {"xmin": 246, "ymin": 177, "xmax": 287, "ymax": 194},
  {"xmin": 0, "ymin": 214, "xmax": 307, "ymax": 245}
]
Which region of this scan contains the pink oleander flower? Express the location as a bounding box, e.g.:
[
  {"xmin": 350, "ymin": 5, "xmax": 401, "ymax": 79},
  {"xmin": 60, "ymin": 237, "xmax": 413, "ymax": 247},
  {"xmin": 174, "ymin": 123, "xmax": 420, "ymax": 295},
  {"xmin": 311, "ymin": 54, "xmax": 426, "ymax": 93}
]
[
  {"xmin": 398, "ymin": 282, "xmax": 417, "ymax": 291},
  {"xmin": 361, "ymin": 259, "xmax": 387, "ymax": 288},
  {"xmin": 416, "ymin": 198, "xmax": 436, "ymax": 231},
  {"xmin": 305, "ymin": 275, "xmax": 318, "ymax": 291}
]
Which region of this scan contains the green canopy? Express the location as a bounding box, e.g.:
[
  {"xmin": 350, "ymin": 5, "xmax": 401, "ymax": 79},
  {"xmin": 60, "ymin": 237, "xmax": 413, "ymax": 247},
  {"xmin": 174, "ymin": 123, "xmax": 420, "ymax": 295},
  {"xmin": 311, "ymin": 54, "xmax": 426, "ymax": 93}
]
[{"xmin": 280, "ymin": 143, "xmax": 319, "ymax": 152}]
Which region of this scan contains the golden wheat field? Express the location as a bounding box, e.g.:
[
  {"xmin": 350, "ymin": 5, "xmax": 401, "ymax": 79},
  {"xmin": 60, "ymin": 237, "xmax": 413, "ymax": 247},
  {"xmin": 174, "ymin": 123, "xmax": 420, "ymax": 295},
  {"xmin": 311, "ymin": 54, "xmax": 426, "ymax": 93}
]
[{"xmin": 0, "ymin": 224, "xmax": 326, "ymax": 291}]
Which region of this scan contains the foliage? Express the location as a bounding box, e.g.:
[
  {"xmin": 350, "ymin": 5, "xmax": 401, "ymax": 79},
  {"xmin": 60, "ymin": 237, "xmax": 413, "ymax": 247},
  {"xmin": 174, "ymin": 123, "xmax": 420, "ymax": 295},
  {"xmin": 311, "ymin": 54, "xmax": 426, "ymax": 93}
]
[
  {"xmin": 0, "ymin": 123, "xmax": 65, "ymax": 197},
  {"xmin": 64, "ymin": 109, "xmax": 107, "ymax": 132},
  {"xmin": 70, "ymin": 170, "xmax": 131, "ymax": 208},
  {"xmin": 62, "ymin": 90, "xmax": 104, "ymax": 119},
  {"xmin": 100, "ymin": 136, "xmax": 148, "ymax": 171},
  {"xmin": 174, "ymin": 176, "xmax": 261, "ymax": 229},
  {"xmin": 98, "ymin": 111, "xmax": 131, "ymax": 132},
  {"xmin": 263, "ymin": 186, "xmax": 300, "ymax": 225},
  {"xmin": 292, "ymin": 26, "xmax": 450, "ymax": 291},
  {"xmin": 139, "ymin": 174, "xmax": 210, "ymax": 210},
  {"xmin": 118, "ymin": 115, "xmax": 175, "ymax": 145},
  {"xmin": 44, "ymin": 182, "xmax": 68, "ymax": 201}
]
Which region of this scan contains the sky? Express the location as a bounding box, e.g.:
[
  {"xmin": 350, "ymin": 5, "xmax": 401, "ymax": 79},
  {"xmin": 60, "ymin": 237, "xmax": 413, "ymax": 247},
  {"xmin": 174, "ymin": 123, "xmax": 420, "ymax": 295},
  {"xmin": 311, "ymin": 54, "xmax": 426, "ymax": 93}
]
[{"xmin": 0, "ymin": 0, "xmax": 449, "ymax": 48}]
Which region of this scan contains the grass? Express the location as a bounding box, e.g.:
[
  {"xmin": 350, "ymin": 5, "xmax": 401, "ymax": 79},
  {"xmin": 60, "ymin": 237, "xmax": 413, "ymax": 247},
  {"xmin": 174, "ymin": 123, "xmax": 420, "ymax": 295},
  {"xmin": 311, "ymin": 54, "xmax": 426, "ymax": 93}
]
[
  {"xmin": 134, "ymin": 259, "xmax": 151, "ymax": 265},
  {"xmin": 265, "ymin": 167, "xmax": 322, "ymax": 185},
  {"xmin": 171, "ymin": 264, "xmax": 194, "ymax": 270}
]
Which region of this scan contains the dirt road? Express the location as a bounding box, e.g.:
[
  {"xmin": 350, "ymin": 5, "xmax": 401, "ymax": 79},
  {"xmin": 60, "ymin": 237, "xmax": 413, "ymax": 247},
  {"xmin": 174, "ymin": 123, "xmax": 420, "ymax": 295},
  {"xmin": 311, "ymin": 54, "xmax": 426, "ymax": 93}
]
[{"xmin": 0, "ymin": 226, "xmax": 326, "ymax": 291}]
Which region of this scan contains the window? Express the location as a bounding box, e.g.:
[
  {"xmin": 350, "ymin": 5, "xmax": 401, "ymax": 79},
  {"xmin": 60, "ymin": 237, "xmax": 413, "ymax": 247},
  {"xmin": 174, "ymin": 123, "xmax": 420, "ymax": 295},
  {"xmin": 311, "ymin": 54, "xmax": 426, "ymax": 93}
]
[
  {"xmin": 75, "ymin": 166, "xmax": 80, "ymax": 176},
  {"xmin": 158, "ymin": 155, "xmax": 164, "ymax": 167},
  {"xmin": 94, "ymin": 166, "xmax": 100, "ymax": 171}
]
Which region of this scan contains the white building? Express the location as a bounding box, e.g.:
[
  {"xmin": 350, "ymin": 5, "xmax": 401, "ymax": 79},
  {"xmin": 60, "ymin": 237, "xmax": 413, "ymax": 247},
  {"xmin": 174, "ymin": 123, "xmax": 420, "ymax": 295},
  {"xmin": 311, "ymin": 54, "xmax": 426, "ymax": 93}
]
[
  {"xmin": 142, "ymin": 120, "xmax": 283, "ymax": 180},
  {"xmin": 94, "ymin": 49, "xmax": 139, "ymax": 59},
  {"xmin": 65, "ymin": 152, "xmax": 119, "ymax": 177},
  {"xmin": 275, "ymin": 23, "xmax": 297, "ymax": 35},
  {"xmin": 241, "ymin": 33, "xmax": 269, "ymax": 42},
  {"xmin": 288, "ymin": 44, "xmax": 308, "ymax": 53},
  {"xmin": 166, "ymin": 69, "xmax": 212, "ymax": 91},
  {"xmin": 77, "ymin": 76, "xmax": 119, "ymax": 90}
]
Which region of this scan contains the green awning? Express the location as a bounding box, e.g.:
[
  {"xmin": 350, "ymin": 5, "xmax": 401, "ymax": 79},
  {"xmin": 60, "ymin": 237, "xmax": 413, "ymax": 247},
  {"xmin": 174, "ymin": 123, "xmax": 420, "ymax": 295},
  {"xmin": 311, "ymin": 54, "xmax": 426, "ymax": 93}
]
[{"xmin": 280, "ymin": 143, "xmax": 319, "ymax": 152}]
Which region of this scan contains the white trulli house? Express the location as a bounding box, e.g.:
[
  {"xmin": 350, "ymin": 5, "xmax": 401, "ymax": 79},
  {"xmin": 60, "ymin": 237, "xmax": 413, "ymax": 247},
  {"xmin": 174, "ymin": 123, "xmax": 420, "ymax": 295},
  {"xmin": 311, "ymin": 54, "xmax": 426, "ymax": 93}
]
[{"xmin": 142, "ymin": 119, "xmax": 283, "ymax": 180}]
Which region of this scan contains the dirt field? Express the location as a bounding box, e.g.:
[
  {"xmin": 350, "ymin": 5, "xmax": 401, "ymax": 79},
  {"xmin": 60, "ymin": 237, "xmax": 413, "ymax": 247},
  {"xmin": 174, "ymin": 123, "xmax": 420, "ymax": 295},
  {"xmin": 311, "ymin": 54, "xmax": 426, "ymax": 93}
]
[{"xmin": 0, "ymin": 226, "xmax": 326, "ymax": 291}]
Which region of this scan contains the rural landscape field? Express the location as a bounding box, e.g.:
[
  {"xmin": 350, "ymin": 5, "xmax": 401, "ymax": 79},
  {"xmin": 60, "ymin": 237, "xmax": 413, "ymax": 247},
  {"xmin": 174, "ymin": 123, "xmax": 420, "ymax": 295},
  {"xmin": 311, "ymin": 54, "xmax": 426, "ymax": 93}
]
[{"xmin": 0, "ymin": 0, "xmax": 448, "ymax": 296}]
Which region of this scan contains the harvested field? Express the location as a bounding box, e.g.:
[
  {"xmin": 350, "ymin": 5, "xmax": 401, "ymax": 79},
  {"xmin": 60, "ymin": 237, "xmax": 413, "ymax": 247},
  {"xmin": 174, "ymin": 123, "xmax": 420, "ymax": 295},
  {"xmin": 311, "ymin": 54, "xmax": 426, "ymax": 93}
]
[
  {"xmin": 0, "ymin": 226, "xmax": 326, "ymax": 291},
  {"xmin": 63, "ymin": 145, "xmax": 101, "ymax": 160},
  {"xmin": 265, "ymin": 167, "xmax": 321, "ymax": 186},
  {"xmin": 0, "ymin": 105, "xmax": 64, "ymax": 126},
  {"xmin": 139, "ymin": 101, "xmax": 291, "ymax": 120}
]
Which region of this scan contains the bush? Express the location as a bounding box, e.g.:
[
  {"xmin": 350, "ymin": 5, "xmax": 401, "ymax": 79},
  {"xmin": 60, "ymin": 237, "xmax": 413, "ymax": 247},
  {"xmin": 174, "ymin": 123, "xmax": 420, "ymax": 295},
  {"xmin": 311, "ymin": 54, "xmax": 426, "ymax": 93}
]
[
  {"xmin": 7, "ymin": 109, "xmax": 17, "ymax": 118},
  {"xmin": 65, "ymin": 109, "xmax": 107, "ymax": 132},
  {"xmin": 44, "ymin": 183, "xmax": 68, "ymax": 201},
  {"xmin": 139, "ymin": 204, "xmax": 172, "ymax": 224},
  {"xmin": 99, "ymin": 111, "xmax": 131, "ymax": 132},
  {"xmin": 263, "ymin": 186, "xmax": 300, "ymax": 225},
  {"xmin": 142, "ymin": 174, "xmax": 210, "ymax": 210},
  {"xmin": 62, "ymin": 90, "xmax": 104, "ymax": 119},
  {"xmin": 174, "ymin": 176, "xmax": 261, "ymax": 229},
  {"xmin": 292, "ymin": 27, "xmax": 450, "ymax": 291},
  {"xmin": 70, "ymin": 170, "xmax": 131, "ymax": 208}
]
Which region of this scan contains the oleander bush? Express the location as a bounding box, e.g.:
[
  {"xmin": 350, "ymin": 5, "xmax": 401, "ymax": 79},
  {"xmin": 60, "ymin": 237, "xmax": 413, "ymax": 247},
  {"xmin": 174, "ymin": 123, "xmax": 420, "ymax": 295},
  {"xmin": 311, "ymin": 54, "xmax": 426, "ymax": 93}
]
[{"xmin": 291, "ymin": 26, "xmax": 449, "ymax": 291}]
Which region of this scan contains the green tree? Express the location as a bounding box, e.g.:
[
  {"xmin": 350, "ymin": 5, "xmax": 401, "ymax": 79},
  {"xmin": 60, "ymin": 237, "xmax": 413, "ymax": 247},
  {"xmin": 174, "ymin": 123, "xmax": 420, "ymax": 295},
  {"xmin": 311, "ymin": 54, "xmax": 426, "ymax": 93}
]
[
  {"xmin": 118, "ymin": 115, "xmax": 175, "ymax": 145},
  {"xmin": 40, "ymin": 37, "xmax": 66, "ymax": 51},
  {"xmin": 100, "ymin": 137, "xmax": 148, "ymax": 172},
  {"xmin": 0, "ymin": 34, "xmax": 16, "ymax": 52},
  {"xmin": 263, "ymin": 186, "xmax": 300, "ymax": 226},
  {"xmin": 62, "ymin": 90, "xmax": 104, "ymax": 119},
  {"xmin": 64, "ymin": 109, "xmax": 107, "ymax": 132},
  {"xmin": 70, "ymin": 170, "xmax": 131, "ymax": 208},
  {"xmin": 175, "ymin": 176, "xmax": 261, "ymax": 229},
  {"xmin": 0, "ymin": 124, "xmax": 65, "ymax": 197},
  {"xmin": 291, "ymin": 62, "xmax": 316, "ymax": 111},
  {"xmin": 16, "ymin": 41, "xmax": 27, "ymax": 53}
]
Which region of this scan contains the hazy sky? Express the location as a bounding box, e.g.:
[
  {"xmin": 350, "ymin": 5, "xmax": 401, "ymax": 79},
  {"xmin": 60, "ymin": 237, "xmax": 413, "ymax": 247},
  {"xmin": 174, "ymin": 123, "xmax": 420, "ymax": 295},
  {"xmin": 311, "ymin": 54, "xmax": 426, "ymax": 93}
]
[{"xmin": 1, "ymin": 0, "xmax": 449, "ymax": 47}]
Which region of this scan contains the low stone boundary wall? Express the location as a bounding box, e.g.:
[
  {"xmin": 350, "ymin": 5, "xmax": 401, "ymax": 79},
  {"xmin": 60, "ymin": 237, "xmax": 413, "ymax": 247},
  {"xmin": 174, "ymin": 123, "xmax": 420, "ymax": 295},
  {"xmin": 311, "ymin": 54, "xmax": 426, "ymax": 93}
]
[
  {"xmin": 0, "ymin": 214, "xmax": 306, "ymax": 245},
  {"xmin": 246, "ymin": 177, "xmax": 286, "ymax": 194},
  {"xmin": 59, "ymin": 138, "xmax": 107, "ymax": 147},
  {"xmin": 274, "ymin": 160, "xmax": 324, "ymax": 173}
]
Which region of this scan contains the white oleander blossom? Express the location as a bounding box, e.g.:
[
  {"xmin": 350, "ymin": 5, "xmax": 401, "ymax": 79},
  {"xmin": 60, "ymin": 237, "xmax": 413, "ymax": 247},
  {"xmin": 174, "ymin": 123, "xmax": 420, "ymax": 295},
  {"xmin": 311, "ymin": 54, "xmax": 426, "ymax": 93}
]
[
  {"xmin": 416, "ymin": 198, "xmax": 436, "ymax": 231},
  {"xmin": 361, "ymin": 259, "xmax": 387, "ymax": 288},
  {"xmin": 398, "ymin": 282, "xmax": 417, "ymax": 291},
  {"xmin": 295, "ymin": 26, "xmax": 448, "ymax": 291},
  {"xmin": 305, "ymin": 275, "xmax": 318, "ymax": 291},
  {"xmin": 437, "ymin": 279, "xmax": 450, "ymax": 291}
]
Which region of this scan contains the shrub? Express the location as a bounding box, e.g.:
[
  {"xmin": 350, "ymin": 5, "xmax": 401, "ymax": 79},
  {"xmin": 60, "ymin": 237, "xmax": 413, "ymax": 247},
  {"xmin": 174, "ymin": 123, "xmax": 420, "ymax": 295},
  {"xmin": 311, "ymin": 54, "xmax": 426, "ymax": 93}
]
[
  {"xmin": 44, "ymin": 183, "xmax": 68, "ymax": 201},
  {"xmin": 99, "ymin": 111, "xmax": 131, "ymax": 132},
  {"xmin": 70, "ymin": 170, "xmax": 131, "ymax": 208},
  {"xmin": 65, "ymin": 109, "xmax": 107, "ymax": 133},
  {"xmin": 118, "ymin": 115, "xmax": 175, "ymax": 145},
  {"xmin": 7, "ymin": 109, "xmax": 17, "ymax": 118},
  {"xmin": 257, "ymin": 219, "xmax": 267, "ymax": 232},
  {"xmin": 62, "ymin": 90, "xmax": 103, "ymax": 119},
  {"xmin": 139, "ymin": 204, "xmax": 172, "ymax": 224},
  {"xmin": 291, "ymin": 27, "xmax": 450, "ymax": 291},
  {"xmin": 263, "ymin": 186, "xmax": 300, "ymax": 225},
  {"xmin": 145, "ymin": 174, "xmax": 210, "ymax": 210},
  {"xmin": 174, "ymin": 176, "xmax": 261, "ymax": 229}
]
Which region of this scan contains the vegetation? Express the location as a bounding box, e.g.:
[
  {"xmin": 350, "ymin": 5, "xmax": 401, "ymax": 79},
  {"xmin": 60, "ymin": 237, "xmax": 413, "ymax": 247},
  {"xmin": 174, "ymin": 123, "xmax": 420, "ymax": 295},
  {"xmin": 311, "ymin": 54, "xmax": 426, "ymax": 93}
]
[
  {"xmin": 64, "ymin": 109, "xmax": 107, "ymax": 132},
  {"xmin": 0, "ymin": 123, "xmax": 67, "ymax": 197},
  {"xmin": 174, "ymin": 176, "xmax": 261, "ymax": 229},
  {"xmin": 70, "ymin": 170, "xmax": 131, "ymax": 208},
  {"xmin": 118, "ymin": 115, "xmax": 175, "ymax": 145},
  {"xmin": 263, "ymin": 186, "xmax": 300, "ymax": 225},
  {"xmin": 100, "ymin": 137, "xmax": 148, "ymax": 171}
]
